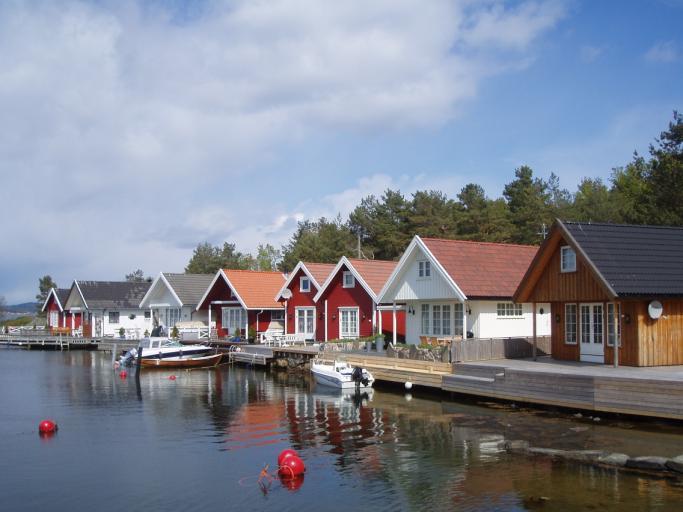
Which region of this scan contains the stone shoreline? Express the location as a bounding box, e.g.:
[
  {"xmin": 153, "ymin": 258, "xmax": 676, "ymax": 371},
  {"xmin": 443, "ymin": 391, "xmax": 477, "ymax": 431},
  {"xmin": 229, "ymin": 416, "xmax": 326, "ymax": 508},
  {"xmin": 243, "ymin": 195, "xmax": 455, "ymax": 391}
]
[{"xmin": 500, "ymin": 439, "xmax": 683, "ymax": 477}]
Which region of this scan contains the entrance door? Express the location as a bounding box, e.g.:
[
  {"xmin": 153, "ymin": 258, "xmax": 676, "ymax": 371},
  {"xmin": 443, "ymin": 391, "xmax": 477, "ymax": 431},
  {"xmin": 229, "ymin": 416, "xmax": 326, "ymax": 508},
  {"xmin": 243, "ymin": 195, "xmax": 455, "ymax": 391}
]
[
  {"xmin": 296, "ymin": 308, "xmax": 316, "ymax": 340},
  {"xmin": 339, "ymin": 308, "xmax": 359, "ymax": 339},
  {"xmin": 580, "ymin": 303, "xmax": 604, "ymax": 363}
]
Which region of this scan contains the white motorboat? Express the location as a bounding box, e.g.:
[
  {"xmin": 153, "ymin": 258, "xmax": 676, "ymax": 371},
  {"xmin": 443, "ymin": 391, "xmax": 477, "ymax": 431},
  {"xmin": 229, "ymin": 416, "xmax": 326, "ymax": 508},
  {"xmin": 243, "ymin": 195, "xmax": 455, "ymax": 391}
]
[
  {"xmin": 118, "ymin": 338, "xmax": 213, "ymax": 365},
  {"xmin": 311, "ymin": 359, "xmax": 374, "ymax": 389}
]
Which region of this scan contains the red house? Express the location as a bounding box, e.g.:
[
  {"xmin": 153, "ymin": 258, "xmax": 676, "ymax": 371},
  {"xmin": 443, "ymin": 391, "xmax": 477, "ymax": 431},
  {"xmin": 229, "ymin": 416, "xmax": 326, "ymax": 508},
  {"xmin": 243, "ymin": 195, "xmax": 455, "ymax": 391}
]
[
  {"xmin": 275, "ymin": 261, "xmax": 336, "ymax": 340},
  {"xmin": 196, "ymin": 269, "xmax": 286, "ymax": 339},
  {"xmin": 313, "ymin": 257, "xmax": 406, "ymax": 341},
  {"xmin": 41, "ymin": 287, "xmax": 72, "ymax": 333}
]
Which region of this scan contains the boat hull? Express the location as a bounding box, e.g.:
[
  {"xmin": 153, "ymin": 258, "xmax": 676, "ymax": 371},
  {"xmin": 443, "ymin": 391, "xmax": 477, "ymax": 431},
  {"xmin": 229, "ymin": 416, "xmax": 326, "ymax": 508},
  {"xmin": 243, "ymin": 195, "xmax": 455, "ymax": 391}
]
[
  {"xmin": 140, "ymin": 353, "xmax": 223, "ymax": 369},
  {"xmin": 311, "ymin": 363, "xmax": 374, "ymax": 389}
]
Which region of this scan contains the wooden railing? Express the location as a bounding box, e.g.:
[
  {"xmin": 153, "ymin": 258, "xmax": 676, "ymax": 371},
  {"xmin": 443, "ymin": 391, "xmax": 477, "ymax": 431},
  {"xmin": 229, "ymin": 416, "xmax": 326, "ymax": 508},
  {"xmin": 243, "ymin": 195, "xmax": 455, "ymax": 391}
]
[{"xmin": 451, "ymin": 336, "xmax": 551, "ymax": 362}]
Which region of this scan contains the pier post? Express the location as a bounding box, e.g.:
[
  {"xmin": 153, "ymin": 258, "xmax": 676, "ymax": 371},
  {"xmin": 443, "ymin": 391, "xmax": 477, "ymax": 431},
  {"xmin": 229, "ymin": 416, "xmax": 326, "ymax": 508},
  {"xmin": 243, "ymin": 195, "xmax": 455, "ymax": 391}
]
[
  {"xmin": 532, "ymin": 301, "xmax": 537, "ymax": 361},
  {"xmin": 613, "ymin": 302, "xmax": 619, "ymax": 368},
  {"xmin": 392, "ymin": 302, "xmax": 397, "ymax": 346}
]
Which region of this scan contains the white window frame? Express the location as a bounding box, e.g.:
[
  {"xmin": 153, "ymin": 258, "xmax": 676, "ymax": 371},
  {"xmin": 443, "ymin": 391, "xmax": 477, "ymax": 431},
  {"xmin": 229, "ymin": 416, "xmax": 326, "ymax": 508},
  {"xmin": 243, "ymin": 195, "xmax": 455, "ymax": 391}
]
[
  {"xmin": 565, "ymin": 303, "xmax": 577, "ymax": 345},
  {"xmin": 221, "ymin": 307, "xmax": 245, "ymax": 336},
  {"xmin": 342, "ymin": 271, "xmax": 355, "ymax": 288},
  {"xmin": 561, "ymin": 246, "xmax": 576, "ymax": 273},
  {"xmin": 420, "ymin": 303, "xmax": 461, "ymax": 337},
  {"xmin": 421, "ymin": 304, "xmax": 430, "ymax": 334},
  {"xmin": 418, "ymin": 260, "xmax": 431, "ymax": 279},
  {"xmin": 338, "ymin": 307, "xmax": 359, "ymax": 339},
  {"xmin": 496, "ymin": 302, "xmax": 523, "ymax": 318},
  {"xmin": 300, "ymin": 276, "xmax": 311, "ymax": 293}
]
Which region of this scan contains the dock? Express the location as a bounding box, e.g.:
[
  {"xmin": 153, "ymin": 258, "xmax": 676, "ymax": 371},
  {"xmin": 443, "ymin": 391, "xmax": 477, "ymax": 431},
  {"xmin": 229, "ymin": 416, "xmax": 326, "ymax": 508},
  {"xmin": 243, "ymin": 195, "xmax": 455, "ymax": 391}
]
[{"xmin": 0, "ymin": 334, "xmax": 139, "ymax": 352}]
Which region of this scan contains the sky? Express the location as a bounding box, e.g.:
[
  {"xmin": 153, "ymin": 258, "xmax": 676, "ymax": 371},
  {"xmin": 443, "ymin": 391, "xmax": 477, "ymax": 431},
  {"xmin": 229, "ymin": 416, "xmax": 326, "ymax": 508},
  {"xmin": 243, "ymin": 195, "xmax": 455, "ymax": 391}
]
[{"xmin": 0, "ymin": 0, "xmax": 681, "ymax": 303}]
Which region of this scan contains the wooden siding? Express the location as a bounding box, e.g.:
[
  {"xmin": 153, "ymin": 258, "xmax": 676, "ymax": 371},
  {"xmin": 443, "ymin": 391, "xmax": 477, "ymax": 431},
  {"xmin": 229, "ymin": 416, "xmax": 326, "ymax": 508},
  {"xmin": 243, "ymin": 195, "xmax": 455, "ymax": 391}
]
[
  {"xmin": 282, "ymin": 267, "xmax": 320, "ymax": 336},
  {"xmin": 525, "ymin": 236, "xmax": 610, "ymax": 303},
  {"xmin": 635, "ymin": 299, "xmax": 683, "ymax": 366}
]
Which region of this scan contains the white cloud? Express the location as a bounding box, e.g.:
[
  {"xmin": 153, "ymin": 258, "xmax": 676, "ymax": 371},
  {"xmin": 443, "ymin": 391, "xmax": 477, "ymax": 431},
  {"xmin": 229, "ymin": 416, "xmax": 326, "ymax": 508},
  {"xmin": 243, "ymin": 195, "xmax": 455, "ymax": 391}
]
[
  {"xmin": 580, "ymin": 44, "xmax": 604, "ymax": 62},
  {"xmin": 645, "ymin": 40, "xmax": 679, "ymax": 62},
  {"xmin": 0, "ymin": 0, "xmax": 567, "ymax": 301}
]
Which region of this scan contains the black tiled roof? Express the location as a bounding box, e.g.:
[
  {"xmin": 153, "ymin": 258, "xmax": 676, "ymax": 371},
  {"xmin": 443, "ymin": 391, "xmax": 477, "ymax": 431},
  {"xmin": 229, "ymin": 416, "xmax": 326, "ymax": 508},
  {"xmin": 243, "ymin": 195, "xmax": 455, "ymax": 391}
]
[
  {"xmin": 55, "ymin": 288, "xmax": 70, "ymax": 309},
  {"xmin": 564, "ymin": 221, "xmax": 683, "ymax": 297},
  {"xmin": 163, "ymin": 273, "xmax": 214, "ymax": 305},
  {"xmin": 77, "ymin": 281, "xmax": 151, "ymax": 309}
]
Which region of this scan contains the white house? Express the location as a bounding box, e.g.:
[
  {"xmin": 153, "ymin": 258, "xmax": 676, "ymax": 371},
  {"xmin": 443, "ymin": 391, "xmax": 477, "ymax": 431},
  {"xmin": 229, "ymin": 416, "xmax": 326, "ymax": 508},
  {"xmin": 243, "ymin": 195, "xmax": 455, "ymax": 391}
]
[
  {"xmin": 63, "ymin": 280, "xmax": 152, "ymax": 338},
  {"xmin": 377, "ymin": 235, "xmax": 551, "ymax": 345},
  {"xmin": 139, "ymin": 273, "xmax": 214, "ymax": 330}
]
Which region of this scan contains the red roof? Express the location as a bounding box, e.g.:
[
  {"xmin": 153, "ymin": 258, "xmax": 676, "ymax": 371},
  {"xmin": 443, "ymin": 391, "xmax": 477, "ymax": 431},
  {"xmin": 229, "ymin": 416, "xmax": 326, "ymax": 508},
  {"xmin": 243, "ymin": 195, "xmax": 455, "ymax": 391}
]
[
  {"xmin": 347, "ymin": 258, "xmax": 398, "ymax": 296},
  {"xmin": 224, "ymin": 270, "xmax": 285, "ymax": 309},
  {"xmin": 302, "ymin": 262, "xmax": 336, "ymax": 287},
  {"xmin": 421, "ymin": 238, "xmax": 538, "ymax": 299}
]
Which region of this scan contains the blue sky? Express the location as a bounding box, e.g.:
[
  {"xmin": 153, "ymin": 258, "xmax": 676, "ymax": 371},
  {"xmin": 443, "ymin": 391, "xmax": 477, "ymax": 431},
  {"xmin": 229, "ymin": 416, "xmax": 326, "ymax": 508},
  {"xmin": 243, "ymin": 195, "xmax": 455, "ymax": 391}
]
[{"xmin": 0, "ymin": 0, "xmax": 681, "ymax": 303}]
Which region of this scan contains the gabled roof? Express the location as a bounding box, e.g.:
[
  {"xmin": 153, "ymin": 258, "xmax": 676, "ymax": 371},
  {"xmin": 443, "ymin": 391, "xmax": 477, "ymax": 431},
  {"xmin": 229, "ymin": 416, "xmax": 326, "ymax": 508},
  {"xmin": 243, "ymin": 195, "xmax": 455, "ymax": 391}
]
[
  {"xmin": 140, "ymin": 272, "xmax": 214, "ymax": 308},
  {"xmin": 73, "ymin": 280, "xmax": 151, "ymax": 310},
  {"xmin": 41, "ymin": 288, "xmax": 70, "ymax": 312},
  {"xmin": 275, "ymin": 261, "xmax": 336, "ymax": 301},
  {"xmin": 421, "ymin": 237, "xmax": 538, "ymax": 299},
  {"xmin": 515, "ymin": 220, "xmax": 683, "ymax": 301},
  {"xmin": 198, "ymin": 269, "xmax": 285, "ymax": 310},
  {"xmin": 313, "ymin": 256, "xmax": 398, "ymax": 303}
]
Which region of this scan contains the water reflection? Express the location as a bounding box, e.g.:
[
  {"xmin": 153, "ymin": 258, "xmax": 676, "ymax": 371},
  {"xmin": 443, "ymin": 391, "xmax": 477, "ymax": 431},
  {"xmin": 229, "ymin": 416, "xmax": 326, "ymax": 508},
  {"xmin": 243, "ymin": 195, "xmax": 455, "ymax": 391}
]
[{"xmin": 1, "ymin": 349, "xmax": 682, "ymax": 512}]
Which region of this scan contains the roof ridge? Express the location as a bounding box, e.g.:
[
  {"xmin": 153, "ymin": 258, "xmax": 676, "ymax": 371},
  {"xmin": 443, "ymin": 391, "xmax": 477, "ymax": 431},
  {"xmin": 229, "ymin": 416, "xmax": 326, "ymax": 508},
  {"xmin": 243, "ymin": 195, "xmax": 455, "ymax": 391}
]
[
  {"xmin": 223, "ymin": 269, "xmax": 283, "ymax": 274},
  {"xmin": 564, "ymin": 220, "xmax": 683, "ymax": 231},
  {"xmin": 421, "ymin": 237, "xmax": 538, "ymax": 249},
  {"xmin": 346, "ymin": 257, "xmax": 396, "ymax": 263}
]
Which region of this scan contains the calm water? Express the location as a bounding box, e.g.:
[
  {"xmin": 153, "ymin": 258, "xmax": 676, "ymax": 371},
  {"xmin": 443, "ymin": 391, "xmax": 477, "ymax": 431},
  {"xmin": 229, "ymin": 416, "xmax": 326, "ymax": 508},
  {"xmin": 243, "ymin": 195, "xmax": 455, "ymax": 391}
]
[{"xmin": 1, "ymin": 349, "xmax": 683, "ymax": 511}]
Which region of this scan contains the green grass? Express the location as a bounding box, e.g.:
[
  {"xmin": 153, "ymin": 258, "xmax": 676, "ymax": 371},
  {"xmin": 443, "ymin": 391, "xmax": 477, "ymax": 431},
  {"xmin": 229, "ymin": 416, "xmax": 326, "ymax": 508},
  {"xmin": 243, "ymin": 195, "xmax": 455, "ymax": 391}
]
[{"xmin": 0, "ymin": 315, "xmax": 36, "ymax": 327}]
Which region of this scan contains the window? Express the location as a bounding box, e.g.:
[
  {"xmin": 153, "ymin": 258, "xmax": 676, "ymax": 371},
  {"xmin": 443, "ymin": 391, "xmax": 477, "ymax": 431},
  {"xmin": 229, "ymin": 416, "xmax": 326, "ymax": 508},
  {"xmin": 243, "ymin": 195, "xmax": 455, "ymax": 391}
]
[
  {"xmin": 497, "ymin": 303, "xmax": 523, "ymax": 317},
  {"xmin": 343, "ymin": 271, "xmax": 355, "ymax": 288},
  {"xmin": 339, "ymin": 308, "xmax": 359, "ymax": 338},
  {"xmin": 271, "ymin": 310, "xmax": 285, "ymax": 321},
  {"xmin": 421, "ymin": 304, "xmax": 430, "ymax": 334},
  {"xmin": 108, "ymin": 312, "xmax": 120, "ymax": 324},
  {"xmin": 442, "ymin": 305, "xmax": 451, "ymax": 335},
  {"xmin": 561, "ymin": 246, "xmax": 576, "ymax": 272},
  {"xmin": 165, "ymin": 308, "xmax": 180, "ymax": 328},
  {"xmin": 432, "ymin": 305, "xmax": 441, "ymax": 335},
  {"xmin": 607, "ymin": 303, "xmax": 621, "ymax": 347},
  {"xmin": 222, "ymin": 307, "xmax": 246, "ymax": 335},
  {"xmin": 300, "ymin": 277, "xmax": 310, "ymax": 292},
  {"xmin": 565, "ymin": 304, "xmax": 577, "ymax": 344},
  {"xmin": 453, "ymin": 303, "xmax": 464, "ymax": 337},
  {"xmin": 144, "ymin": 311, "xmax": 151, "ymax": 319},
  {"xmin": 418, "ymin": 260, "xmax": 431, "ymax": 278}
]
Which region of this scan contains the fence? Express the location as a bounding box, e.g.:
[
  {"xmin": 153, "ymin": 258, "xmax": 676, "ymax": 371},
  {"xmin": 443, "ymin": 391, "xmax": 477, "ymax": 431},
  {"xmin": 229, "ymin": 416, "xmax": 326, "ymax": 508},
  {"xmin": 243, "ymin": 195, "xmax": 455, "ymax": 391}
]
[{"xmin": 451, "ymin": 336, "xmax": 551, "ymax": 362}]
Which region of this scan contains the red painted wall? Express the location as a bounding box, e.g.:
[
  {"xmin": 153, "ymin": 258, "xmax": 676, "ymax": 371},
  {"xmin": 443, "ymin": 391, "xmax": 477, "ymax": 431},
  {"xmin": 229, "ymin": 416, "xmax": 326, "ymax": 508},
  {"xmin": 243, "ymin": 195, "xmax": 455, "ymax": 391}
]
[
  {"xmin": 281, "ymin": 268, "xmax": 320, "ymax": 335},
  {"xmin": 46, "ymin": 299, "xmax": 60, "ymax": 328},
  {"xmin": 379, "ymin": 310, "xmax": 406, "ymax": 339},
  {"xmin": 317, "ymin": 265, "xmax": 375, "ymax": 340}
]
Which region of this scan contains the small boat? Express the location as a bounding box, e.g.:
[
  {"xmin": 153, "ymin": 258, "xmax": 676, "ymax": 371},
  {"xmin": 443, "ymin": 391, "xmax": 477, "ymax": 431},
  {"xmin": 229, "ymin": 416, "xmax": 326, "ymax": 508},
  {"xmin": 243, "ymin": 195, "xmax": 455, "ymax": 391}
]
[
  {"xmin": 118, "ymin": 338, "xmax": 213, "ymax": 366},
  {"xmin": 311, "ymin": 359, "xmax": 374, "ymax": 389},
  {"xmin": 140, "ymin": 352, "xmax": 223, "ymax": 368}
]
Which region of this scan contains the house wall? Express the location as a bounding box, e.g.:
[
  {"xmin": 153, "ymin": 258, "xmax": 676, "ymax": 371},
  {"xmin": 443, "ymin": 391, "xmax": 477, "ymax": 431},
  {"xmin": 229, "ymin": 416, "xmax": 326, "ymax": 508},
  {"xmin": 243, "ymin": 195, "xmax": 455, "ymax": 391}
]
[
  {"xmin": 96, "ymin": 308, "xmax": 152, "ymax": 337},
  {"xmin": 378, "ymin": 310, "xmax": 406, "ymax": 340},
  {"xmin": 46, "ymin": 299, "xmax": 61, "ymax": 328},
  {"xmin": 387, "ymin": 245, "xmax": 461, "ymax": 301},
  {"xmin": 319, "ymin": 267, "xmax": 375, "ymax": 340},
  {"xmin": 469, "ymin": 300, "xmax": 551, "ymax": 339},
  {"xmin": 633, "ymin": 298, "xmax": 683, "ymax": 366},
  {"xmin": 282, "ymin": 268, "xmax": 319, "ymax": 335}
]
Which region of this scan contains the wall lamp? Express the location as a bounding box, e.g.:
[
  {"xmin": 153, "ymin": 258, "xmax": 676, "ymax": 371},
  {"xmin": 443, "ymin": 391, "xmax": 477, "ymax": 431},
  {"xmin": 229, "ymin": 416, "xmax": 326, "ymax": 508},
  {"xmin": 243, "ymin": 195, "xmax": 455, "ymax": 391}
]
[{"xmin": 555, "ymin": 313, "xmax": 561, "ymax": 323}]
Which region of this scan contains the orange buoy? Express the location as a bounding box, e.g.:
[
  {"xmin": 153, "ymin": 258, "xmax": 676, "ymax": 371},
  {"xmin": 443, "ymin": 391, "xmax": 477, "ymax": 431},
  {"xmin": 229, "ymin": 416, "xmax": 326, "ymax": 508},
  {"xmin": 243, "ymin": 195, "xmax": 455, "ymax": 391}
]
[
  {"xmin": 39, "ymin": 420, "xmax": 57, "ymax": 434},
  {"xmin": 169, "ymin": 375, "xmax": 176, "ymax": 381},
  {"xmin": 278, "ymin": 455, "xmax": 305, "ymax": 478},
  {"xmin": 119, "ymin": 370, "xmax": 128, "ymax": 379},
  {"xmin": 277, "ymin": 449, "xmax": 298, "ymax": 467}
]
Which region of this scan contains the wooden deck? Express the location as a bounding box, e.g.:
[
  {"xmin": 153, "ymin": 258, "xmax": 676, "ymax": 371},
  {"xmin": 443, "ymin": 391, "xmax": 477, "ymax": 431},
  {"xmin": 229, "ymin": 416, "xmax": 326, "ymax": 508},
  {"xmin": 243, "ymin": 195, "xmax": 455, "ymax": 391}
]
[{"xmin": 444, "ymin": 357, "xmax": 683, "ymax": 421}]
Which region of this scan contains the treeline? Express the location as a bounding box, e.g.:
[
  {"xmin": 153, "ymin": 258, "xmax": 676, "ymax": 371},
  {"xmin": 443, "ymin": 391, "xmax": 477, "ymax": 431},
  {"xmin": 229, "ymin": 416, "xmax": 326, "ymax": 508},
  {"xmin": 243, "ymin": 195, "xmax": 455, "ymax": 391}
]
[{"xmin": 186, "ymin": 112, "xmax": 682, "ymax": 273}]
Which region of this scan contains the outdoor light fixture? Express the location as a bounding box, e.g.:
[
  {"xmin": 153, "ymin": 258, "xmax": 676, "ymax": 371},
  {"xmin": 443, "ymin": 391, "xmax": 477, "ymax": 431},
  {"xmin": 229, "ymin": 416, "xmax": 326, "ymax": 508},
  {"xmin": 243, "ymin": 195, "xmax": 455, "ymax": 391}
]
[
  {"xmin": 555, "ymin": 313, "xmax": 561, "ymax": 323},
  {"xmin": 467, "ymin": 307, "xmax": 472, "ymax": 315},
  {"xmin": 332, "ymin": 314, "xmax": 337, "ymax": 320},
  {"xmin": 624, "ymin": 313, "xmax": 631, "ymax": 324},
  {"xmin": 539, "ymin": 308, "xmax": 544, "ymax": 315}
]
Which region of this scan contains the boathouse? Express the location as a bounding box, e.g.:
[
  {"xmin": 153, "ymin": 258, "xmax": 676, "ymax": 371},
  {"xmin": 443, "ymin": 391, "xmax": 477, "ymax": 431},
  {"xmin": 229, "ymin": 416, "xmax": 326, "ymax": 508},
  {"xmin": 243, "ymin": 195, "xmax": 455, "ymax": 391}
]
[
  {"xmin": 196, "ymin": 269, "xmax": 285, "ymax": 339},
  {"xmin": 63, "ymin": 280, "xmax": 152, "ymax": 338},
  {"xmin": 41, "ymin": 288, "xmax": 71, "ymax": 333},
  {"xmin": 514, "ymin": 220, "xmax": 683, "ymax": 366},
  {"xmin": 139, "ymin": 273, "xmax": 214, "ymax": 330},
  {"xmin": 313, "ymin": 257, "xmax": 405, "ymax": 341},
  {"xmin": 377, "ymin": 236, "xmax": 550, "ymax": 345},
  {"xmin": 275, "ymin": 261, "xmax": 336, "ymax": 340}
]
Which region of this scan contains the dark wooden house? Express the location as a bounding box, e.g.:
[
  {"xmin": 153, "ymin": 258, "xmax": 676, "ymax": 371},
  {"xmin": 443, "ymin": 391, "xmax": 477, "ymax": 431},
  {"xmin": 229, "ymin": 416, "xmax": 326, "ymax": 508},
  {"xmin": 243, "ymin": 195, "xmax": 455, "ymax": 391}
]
[{"xmin": 514, "ymin": 220, "xmax": 683, "ymax": 366}]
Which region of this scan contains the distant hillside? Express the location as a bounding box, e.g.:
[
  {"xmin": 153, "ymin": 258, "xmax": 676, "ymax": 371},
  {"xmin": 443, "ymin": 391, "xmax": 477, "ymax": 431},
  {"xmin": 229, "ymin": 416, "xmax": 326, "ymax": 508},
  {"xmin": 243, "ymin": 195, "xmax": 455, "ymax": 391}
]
[{"xmin": 1, "ymin": 302, "xmax": 39, "ymax": 314}]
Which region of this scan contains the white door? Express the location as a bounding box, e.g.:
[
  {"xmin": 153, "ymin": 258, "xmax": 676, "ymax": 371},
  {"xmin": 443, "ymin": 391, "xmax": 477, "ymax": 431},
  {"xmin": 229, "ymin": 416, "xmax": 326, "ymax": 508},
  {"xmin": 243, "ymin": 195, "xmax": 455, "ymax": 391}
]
[
  {"xmin": 296, "ymin": 308, "xmax": 316, "ymax": 340},
  {"xmin": 339, "ymin": 308, "xmax": 359, "ymax": 339},
  {"xmin": 49, "ymin": 311, "xmax": 59, "ymax": 328},
  {"xmin": 580, "ymin": 303, "xmax": 604, "ymax": 363}
]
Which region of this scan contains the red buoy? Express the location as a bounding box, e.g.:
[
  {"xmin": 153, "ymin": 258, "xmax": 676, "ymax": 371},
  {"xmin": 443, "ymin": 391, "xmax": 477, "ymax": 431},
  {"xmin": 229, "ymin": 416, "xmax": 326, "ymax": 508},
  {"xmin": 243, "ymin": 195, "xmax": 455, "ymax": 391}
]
[
  {"xmin": 119, "ymin": 370, "xmax": 128, "ymax": 379},
  {"xmin": 169, "ymin": 375, "xmax": 176, "ymax": 381},
  {"xmin": 277, "ymin": 449, "xmax": 298, "ymax": 467},
  {"xmin": 280, "ymin": 474, "xmax": 305, "ymax": 491},
  {"xmin": 39, "ymin": 420, "xmax": 57, "ymax": 434},
  {"xmin": 278, "ymin": 455, "xmax": 305, "ymax": 478}
]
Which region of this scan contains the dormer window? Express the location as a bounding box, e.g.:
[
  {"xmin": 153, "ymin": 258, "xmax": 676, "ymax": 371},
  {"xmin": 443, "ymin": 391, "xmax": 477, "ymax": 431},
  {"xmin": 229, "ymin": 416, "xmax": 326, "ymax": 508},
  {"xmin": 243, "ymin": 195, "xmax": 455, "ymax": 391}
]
[
  {"xmin": 300, "ymin": 277, "xmax": 311, "ymax": 292},
  {"xmin": 560, "ymin": 246, "xmax": 576, "ymax": 273},
  {"xmin": 418, "ymin": 260, "xmax": 431, "ymax": 278},
  {"xmin": 343, "ymin": 271, "xmax": 355, "ymax": 288}
]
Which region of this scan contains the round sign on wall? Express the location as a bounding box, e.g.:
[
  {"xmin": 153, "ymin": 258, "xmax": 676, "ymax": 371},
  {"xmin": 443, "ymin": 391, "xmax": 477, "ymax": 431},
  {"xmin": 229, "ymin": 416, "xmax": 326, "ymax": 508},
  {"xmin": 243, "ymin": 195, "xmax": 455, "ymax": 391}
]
[{"xmin": 648, "ymin": 300, "xmax": 663, "ymax": 320}]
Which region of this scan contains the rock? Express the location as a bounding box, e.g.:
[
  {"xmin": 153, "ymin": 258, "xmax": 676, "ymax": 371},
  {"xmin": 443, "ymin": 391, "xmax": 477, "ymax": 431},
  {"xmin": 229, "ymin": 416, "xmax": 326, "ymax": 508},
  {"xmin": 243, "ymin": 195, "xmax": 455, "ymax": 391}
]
[
  {"xmin": 625, "ymin": 456, "xmax": 668, "ymax": 471},
  {"xmin": 598, "ymin": 453, "xmax": 629, "ymax": 467},
  {"xmin": 528, "ymin": 447, "xmax": 564, "ymax": 458},
  {"xmin": 573, "ymin": 413, "xmax": 582, "ymax": 418},
  {"xmin": 593, "ymin": 417, "xmax": 601, "ymax": 422},
  {"xmin": 665, "ymin": 455, "xmax": 683, "ymax": 473},
  {"xmin": 564, "ymin": 450, "xmax": 606, "ymax": 462}
]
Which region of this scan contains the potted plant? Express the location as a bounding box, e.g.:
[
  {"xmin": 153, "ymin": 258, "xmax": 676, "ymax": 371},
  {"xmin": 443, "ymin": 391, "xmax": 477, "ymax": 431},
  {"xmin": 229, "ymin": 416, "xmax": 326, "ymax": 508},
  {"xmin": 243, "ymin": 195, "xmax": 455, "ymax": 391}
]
[
  {"xmin": 119, "ymin": 327, "xmax": 125, "ymax": 339},
  {"xmin": 171, "ymin": 326, "xmax": 179, "ymax": 339}
]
